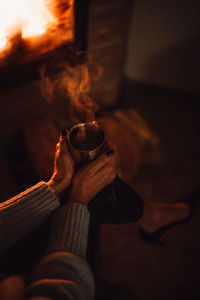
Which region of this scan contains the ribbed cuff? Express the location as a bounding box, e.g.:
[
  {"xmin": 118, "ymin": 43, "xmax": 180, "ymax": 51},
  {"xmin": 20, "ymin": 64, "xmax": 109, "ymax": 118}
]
[
  {"xmin": 0, "ymin": 181, "xmax": 60, "ymax": 255},
  {"xmin": 47, "ymin": 203, "xmax": 90, "ymax": 258}
]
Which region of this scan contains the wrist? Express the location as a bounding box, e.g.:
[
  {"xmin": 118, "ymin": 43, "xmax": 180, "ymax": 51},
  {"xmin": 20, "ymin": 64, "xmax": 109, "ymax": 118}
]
[
  {"xmin": 47, "ymin": 179, "xmax": 57, "ymax": 195},
  {"xmin": 68, "ymin": 187, "xmax": 88, "ymax": 206},
  {"xmin": 47, "ymin": 179, "xmax": 61, "ymax": 197},
  {"xmin": 47, "ymin": 176, "xmax": 72, "ymax": 198},
  {"xmin": 68, "ymin": 199, "xmax": 88, "ymax": 206}
]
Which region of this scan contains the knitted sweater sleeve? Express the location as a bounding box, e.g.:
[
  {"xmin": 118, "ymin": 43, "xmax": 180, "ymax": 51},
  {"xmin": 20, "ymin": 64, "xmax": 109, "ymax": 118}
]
[
  {"xmin": 0, "ymin": 181, "xmax": 60, "ymax": 256},
  {"xmin": 26, "ymin": 203, "xmax": 95, "ymax": 300}
]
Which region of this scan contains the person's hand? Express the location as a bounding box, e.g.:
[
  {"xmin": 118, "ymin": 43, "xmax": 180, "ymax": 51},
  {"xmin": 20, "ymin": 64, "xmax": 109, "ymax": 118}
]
[
  {"xmin": 47, "ymin": 130, "xmax": 74, "ymax": 197},
  {"xmin": 68, "ymin": 150, "xmax": 116, "ymax": 205}
]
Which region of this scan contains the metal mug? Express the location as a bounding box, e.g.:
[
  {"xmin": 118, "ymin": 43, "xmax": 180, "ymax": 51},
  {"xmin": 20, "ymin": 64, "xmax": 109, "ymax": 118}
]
[{"xmin": 67, "ymin": 121, "xmax": 107, "ymax": 168}]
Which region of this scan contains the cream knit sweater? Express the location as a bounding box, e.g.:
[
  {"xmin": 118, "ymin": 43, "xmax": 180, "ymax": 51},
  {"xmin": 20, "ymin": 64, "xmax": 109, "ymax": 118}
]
[{"xmin": 0, "ymin": 182, "xmax": 94, "ymax": 300}]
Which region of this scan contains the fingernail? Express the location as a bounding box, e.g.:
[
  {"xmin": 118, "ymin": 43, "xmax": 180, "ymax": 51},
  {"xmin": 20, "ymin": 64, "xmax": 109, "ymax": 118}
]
[
  {"xmin": 106, "ymin": 149, "xmax": 114, "ymax": 157},
  {"xmin": 61, "ymin": 129, "xmax": 68, "ymax": 136}
]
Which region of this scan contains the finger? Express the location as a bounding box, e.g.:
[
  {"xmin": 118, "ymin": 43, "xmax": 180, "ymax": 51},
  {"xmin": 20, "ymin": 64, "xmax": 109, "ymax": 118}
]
[
  {"xmin": 106, "ymin": 138, "xmax": 115, "ymax": 151},
  {"xmin": 59, "ymin": 129, "xmax": 69, "ymax": 144},
  {"xmin": 53, "ymin": 143, "xmax": 60, "ymax": 170},
  {"xmin": 59, "ymin": 130, "xmax": 72, "ymax": 156},
  {"xmin": 90, "ymin": 161, "xmax": 116, "ymax": 192},
  {"xmin": 85, "ymin": 149, "xmax": 115, "ymax": 174},
  {"xmin": 55, "ymin": 136, "xmax": 69, "ymax": 162},
  {"xmin": 96, "ymin": 157, "xmax": 116, "ymax": 179},
  {"xmin": 55, "ymin": 142, "xmax": 60, "ymax": 155}
]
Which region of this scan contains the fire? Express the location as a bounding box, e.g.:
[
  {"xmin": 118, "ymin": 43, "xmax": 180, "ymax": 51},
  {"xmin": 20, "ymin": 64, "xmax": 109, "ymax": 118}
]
[
  {"xmin": 0, "ymin": 0, "xmax": 74, "ymax": 63},
  {"xmin": 0, "ymin": 0, "xmax": 57, "ymax": 50}
]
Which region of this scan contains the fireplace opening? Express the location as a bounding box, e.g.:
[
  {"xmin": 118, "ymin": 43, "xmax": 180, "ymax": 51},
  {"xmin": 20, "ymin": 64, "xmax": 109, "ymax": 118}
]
[
  {"xmin": 0, "ymin": 0, "xmax": 74, "ymax": 59},
  {"xmin": 0, "ymin": 0, "xmax": 89, "ymax": 90}
]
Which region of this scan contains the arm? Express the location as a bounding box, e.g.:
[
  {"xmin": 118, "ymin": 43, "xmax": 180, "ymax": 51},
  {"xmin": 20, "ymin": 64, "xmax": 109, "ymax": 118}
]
[
  {"xmin": 25, "ymin": 150, "xmax": 116, "ymax": 300},
  {"xmin": 0, "ymin": 182, "xmax": 60, "ymax": 257},
  {"xmin": 0, "ymin": 131, "xmax": 74, "ymax": 256},
  {"xmin": 26, "ymin": 203, "xmax": 94, "ymax": 300}
]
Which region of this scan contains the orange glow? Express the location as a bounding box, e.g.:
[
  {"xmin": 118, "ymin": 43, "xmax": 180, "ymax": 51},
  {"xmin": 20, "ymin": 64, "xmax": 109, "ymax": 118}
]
[
  {"xmin": 0, "ymin": 0, "xmax": 74, "ymax": 63},
  {"xmin": 0, "ymin": 0, "xmax": 56, "ymax": 49}
]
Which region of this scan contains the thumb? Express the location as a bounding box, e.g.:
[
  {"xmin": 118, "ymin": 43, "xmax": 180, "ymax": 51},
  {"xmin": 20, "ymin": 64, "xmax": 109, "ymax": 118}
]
[
  {"xmin": 59, "ymin": 129, "xmax": 69, "ymax": 143},
  {"xmin": 59, "ymin": 129, "xmax": 69, "ymax": 153},
  {"xmin": 59, "ymin": 130, "xmax": 74, "ymax": 163}
]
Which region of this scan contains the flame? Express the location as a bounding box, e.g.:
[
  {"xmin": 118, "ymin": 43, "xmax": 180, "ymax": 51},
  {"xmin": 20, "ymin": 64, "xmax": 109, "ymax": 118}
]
[{"xmin": 0, "ymin": 0, "xmax": 57, "ymax": 49}]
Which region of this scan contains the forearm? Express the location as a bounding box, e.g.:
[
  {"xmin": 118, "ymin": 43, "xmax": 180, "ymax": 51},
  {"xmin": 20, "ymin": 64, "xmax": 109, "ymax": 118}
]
[
  {"xmin": 26, "ymin": 251, "xmax": 94, "ymax": 300},
  {"xmin": 26, "ymin": 203, "xmax": 95, "ymax": 300},
  {"xmin": 0, "ymin": 181, "xmax": 60, "ymax": 256},
  {"xmin": 47, "ymin": 203, "xmax": 90, "ymax": 257}
]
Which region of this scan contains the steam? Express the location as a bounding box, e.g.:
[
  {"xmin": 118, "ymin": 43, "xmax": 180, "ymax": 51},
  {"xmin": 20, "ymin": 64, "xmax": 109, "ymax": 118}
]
[{"xmin": 40, "ymin": 56, "xmax": 103, "ymax": 123}]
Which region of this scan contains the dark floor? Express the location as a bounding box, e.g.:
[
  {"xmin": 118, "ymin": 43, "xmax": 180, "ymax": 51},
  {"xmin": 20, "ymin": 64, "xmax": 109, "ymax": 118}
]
[
  {"xmin": 96, "ymin": 81, "xmax": 200, "ymax": 300},
  {"xmin": 124, "ymin": 80, "xmax": 200, "ymax": 203}
]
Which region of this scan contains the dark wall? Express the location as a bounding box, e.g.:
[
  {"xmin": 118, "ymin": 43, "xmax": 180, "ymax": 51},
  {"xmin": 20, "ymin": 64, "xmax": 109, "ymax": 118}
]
[{"xmin": 125, "ymin": 0, "xmax": 200, "ymax": 94}]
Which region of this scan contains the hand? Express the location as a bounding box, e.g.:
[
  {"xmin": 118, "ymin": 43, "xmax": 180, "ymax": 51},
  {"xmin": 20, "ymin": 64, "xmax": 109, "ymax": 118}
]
[
  {"xmin": 68, "ymin": 150, "xmax": 116, "ymax": 205},
  {"xmin": 47, "ymin": 130, "xmax": 74, "ymax": 197}
]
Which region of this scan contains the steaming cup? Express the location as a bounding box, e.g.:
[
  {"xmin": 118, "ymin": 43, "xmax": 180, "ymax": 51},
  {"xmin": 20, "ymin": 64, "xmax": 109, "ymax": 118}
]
[{"xmin": 67, "ymin": 122, "xmax": 107, "ymax": 168}]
